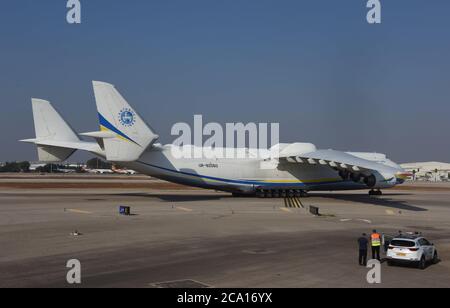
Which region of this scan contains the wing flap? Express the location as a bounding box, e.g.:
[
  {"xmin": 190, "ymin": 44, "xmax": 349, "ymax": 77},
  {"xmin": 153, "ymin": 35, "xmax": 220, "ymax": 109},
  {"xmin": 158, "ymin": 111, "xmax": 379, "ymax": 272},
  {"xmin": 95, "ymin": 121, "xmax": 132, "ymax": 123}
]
[{"xmin": 279, "ymin": 149, "xmax": 383, "ymax": 173}]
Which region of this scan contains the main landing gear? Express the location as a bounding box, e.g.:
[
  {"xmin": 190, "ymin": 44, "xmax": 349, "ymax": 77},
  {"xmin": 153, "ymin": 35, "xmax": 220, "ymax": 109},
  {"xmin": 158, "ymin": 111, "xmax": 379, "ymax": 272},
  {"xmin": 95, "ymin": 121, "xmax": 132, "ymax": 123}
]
[
  {"xmin": 369, "ymin": 189, "xmax": 383, "ymax": 196},
  {"xmin": 255, "ymin": 189, "xmax": 308, "ymax": 198}
]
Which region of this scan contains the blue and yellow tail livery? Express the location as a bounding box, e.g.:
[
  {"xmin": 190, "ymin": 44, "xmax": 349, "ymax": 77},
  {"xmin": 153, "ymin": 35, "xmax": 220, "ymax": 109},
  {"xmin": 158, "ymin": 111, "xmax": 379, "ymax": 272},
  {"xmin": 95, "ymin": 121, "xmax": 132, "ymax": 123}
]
[{"xmin": 92, "ymin": 81, "xmax": 159, "ymax": 162}]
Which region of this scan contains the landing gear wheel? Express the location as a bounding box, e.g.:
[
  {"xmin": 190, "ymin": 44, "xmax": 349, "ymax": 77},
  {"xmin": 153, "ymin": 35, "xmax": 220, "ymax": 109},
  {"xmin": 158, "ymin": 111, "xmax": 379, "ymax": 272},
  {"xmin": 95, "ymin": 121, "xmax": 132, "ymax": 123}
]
[
  {"xmin": 369, "ymin": 190, "xmax": 383, "ymax": 196},
  {"xmin": 288, "ymin": 190, "xmax": 295, "ymax": 198},
  {"xmin": 418, "ymin": 256, "xmax": 427, "ymax": 270},
  {"xmin": 432, "ymin": 252, "xmax": 439, "ymax": 265},
  {"xmin": 300, "ymin": 191, "xmax": 309, "ymax": 198}
]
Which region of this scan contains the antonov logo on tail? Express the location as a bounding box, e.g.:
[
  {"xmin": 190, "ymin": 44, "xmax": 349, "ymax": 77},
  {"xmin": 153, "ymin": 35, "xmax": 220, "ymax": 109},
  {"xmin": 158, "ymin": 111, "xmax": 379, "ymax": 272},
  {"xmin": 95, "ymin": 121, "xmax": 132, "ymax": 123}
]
[{"xmin": 119, "ymin": 108, "xmax": 136, "ymax": 127}]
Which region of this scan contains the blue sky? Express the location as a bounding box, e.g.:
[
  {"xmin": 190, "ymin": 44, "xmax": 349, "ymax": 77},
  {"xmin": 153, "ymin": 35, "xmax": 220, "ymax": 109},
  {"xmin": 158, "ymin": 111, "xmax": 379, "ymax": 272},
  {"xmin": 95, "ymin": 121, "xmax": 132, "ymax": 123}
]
[{"xmin": 0, "ymin": 0, "xmax": 449, "ymax": 163}]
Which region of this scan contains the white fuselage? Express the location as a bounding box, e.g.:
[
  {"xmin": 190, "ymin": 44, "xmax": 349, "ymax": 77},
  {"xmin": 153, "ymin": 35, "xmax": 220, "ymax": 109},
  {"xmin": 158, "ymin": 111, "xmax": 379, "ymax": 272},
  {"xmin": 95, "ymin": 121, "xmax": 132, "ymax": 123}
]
[{"xmin": 115, "ymin": 145, "xmax": 401, "ymax": 194}]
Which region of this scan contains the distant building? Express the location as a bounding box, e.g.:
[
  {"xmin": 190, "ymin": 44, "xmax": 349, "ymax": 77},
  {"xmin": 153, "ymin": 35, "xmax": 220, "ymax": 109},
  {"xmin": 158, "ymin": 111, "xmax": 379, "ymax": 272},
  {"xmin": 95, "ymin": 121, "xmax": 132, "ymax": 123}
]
[
  {"xmin": 401, "ymin": 162, "xmax": 450, "ymax": 182},
  {"xmin": 29, "ymin": 163, "xmax": 46, "ymax": 171}
]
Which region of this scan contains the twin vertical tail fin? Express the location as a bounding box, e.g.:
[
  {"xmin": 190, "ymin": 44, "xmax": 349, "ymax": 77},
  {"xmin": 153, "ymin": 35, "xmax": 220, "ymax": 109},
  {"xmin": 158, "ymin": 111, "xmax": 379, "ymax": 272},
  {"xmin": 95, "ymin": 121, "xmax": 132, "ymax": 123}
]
[
  {"xmin": 22, "ymin": 82, "xmax": 158, "ymax": 163},
  {"xmin": 92, "ymin": 81, "xmax": 159, "ymax": 162},
  {"xmin": 21, "ymin": 99, "xmax": 80, "ymax": 162}
]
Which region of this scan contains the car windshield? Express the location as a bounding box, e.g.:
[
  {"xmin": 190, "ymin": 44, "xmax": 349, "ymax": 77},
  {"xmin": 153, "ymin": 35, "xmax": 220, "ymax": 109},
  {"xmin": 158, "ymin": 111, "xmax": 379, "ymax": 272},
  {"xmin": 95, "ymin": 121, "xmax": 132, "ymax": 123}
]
[{"xmin": 391, "ymin": 240, "xmax": 415, "ymax": 247}]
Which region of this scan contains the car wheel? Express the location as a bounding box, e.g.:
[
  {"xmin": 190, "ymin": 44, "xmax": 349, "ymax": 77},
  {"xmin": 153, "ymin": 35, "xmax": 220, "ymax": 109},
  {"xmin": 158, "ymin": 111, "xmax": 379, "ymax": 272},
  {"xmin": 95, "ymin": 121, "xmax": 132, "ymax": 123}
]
[
  {"xmin": 419, "ymin": 256, "xmax": 426, "ymax": 270},
  {"xmin": 387, "ymin": 260, "xmax": 394, "ymax": 267},
  {"xmin": 432, "ymin": 251, "xmax": 439, "ymax": 265}
]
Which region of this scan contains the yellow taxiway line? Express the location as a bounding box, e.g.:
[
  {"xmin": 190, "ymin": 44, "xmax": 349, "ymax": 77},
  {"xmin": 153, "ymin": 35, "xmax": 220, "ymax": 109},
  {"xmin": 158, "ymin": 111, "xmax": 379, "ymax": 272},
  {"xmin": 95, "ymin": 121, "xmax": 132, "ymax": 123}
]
[
  {"xmin": 283, "ymin": 197, "xmax": 303, "ymax": 208},
  {"xmin": 280, "ymin": 207, "xmax": 293, "ymax": 213}
]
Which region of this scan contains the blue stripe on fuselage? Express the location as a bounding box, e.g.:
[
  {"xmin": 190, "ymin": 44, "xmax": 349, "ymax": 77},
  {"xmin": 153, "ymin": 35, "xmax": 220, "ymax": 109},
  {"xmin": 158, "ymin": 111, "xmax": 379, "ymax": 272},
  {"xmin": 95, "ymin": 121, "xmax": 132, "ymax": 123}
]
[{"xmin": 136, "ymin": 160, "xmax": 351, "ymax": 187}]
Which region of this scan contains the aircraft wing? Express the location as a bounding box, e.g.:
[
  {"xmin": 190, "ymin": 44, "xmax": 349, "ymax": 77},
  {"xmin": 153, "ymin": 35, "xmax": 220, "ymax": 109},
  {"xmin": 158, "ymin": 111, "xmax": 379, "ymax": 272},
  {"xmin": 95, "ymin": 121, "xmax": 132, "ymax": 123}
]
[{"xmin": 278, "ymin": 149, "xmax": 385, "ymax": 174}]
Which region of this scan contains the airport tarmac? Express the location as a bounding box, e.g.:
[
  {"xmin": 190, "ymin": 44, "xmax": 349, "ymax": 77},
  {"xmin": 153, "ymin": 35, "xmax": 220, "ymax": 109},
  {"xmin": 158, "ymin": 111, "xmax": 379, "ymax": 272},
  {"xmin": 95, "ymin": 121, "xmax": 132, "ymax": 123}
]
[{"xmin": 0, "ymin": 175, "xmax": 449, "ymax": 288}]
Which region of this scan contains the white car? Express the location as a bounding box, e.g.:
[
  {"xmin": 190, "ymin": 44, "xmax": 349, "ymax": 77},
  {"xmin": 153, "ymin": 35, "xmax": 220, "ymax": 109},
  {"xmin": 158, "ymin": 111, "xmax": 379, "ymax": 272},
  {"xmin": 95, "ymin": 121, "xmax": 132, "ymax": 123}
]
[{"xmin": 387, "ymin": 236, "xmax": 439, "ymax": 269}]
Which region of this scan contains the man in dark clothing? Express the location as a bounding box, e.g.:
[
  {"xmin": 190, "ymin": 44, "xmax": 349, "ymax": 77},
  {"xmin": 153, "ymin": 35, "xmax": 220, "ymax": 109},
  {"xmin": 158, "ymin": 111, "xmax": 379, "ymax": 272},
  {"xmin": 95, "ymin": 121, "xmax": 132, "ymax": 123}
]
[{"xmin": 357, "ymin": 233, "xmax": 369, "ymax": 266}]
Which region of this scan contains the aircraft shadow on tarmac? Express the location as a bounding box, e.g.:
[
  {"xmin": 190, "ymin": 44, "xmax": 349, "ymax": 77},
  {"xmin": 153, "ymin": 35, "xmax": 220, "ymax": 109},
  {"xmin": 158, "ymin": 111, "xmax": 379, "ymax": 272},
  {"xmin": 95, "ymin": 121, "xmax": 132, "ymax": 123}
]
[
  {"xmin": 310, "ymin": 193, "xmax": 427, "ymax": 212},
  {"xmin": 115, "ymin": 192, "xmax": 231, "ymax": 202},
  {"xmin": 114, "ymin": 192, "xmax": 427, "ymax": 211}
]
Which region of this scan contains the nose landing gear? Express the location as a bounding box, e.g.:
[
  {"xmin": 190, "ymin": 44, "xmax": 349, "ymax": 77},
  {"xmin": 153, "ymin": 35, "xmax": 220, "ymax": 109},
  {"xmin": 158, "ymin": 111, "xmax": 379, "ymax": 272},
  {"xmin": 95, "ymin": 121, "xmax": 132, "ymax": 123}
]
[{"xmin": 369, "ymin": 189, "xmax": 383, "ymax": 196}]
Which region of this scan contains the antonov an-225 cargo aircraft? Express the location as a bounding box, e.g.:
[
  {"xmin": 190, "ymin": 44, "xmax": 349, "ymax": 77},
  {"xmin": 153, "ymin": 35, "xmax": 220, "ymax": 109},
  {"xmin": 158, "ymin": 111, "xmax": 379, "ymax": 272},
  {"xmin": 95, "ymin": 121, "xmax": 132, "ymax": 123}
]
[{"xmin": 21, "ymin": 81, "xmax": 410, "ymax": 197}]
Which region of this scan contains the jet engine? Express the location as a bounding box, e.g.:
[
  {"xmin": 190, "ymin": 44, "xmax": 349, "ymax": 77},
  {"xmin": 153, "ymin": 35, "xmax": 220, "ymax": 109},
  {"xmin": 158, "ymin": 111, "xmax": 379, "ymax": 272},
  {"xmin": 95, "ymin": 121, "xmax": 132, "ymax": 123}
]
[{"xmin": 363, "ymin": 174, "xmax": 377, "ymax": 188}]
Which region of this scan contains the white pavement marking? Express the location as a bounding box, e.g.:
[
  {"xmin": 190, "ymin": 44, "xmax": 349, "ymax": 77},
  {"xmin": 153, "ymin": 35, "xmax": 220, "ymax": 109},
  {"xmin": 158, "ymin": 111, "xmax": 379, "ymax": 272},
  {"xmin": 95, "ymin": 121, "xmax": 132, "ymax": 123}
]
[
  {"xmin": 357, "ymin": 219, "xmax": 372, "ymax": 224},
  {"xmin": 176, "ymin": 206, "xmax": 193, "ymax": 212},
  {"xmin": 339, "ymin": 218, "xmax": 372, "ymax": 224}
]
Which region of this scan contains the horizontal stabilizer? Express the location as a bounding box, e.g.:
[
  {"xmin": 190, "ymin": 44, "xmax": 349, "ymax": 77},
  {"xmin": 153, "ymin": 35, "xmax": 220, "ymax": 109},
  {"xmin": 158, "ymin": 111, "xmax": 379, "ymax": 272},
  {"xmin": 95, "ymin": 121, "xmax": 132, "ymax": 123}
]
[
  {"xmin": 80, "ymin": 131, "xmax": 116, "ymax": 139},
  {"xmin": 37, "ymin": 145, "xmax": 76, "ymax": 163}
]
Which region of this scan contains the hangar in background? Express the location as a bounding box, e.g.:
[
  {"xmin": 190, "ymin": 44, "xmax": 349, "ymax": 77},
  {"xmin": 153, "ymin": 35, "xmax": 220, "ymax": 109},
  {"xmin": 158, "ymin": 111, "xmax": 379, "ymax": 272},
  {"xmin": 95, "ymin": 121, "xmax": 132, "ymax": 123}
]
[{"xmin": 401, "ymin": 162, "xmax": 450, "ymax": 182}]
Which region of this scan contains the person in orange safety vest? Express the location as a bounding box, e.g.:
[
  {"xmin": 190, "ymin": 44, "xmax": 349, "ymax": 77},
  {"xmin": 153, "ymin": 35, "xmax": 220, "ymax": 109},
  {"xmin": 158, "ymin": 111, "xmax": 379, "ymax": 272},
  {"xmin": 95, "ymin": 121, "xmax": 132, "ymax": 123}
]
[{"xmin": 371, "ymin": 229, "xmax": 382, "ymax": 261}]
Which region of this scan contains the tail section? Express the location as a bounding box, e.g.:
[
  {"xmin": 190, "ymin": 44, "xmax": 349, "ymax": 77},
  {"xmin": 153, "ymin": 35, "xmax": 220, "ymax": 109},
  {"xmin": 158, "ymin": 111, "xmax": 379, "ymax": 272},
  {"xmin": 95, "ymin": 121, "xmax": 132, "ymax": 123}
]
[
  {"xmin": 31, "ymin": 99, "xmax": 80, "ymax": 142},
  {"xmin": 22, "ymin": 99, "xmax": 80, "ymax": 162},
  {"xmin": 92, "ymin": 81, "xmax": 159, "ymax": 161}
]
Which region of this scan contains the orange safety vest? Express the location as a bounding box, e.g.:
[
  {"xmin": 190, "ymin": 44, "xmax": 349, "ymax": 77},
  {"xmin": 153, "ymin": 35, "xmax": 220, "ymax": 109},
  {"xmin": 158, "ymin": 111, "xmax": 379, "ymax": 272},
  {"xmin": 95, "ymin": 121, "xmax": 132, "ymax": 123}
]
[{"xmin": 371, "ymin": 233, "xmax": 381, "ymax": 247}]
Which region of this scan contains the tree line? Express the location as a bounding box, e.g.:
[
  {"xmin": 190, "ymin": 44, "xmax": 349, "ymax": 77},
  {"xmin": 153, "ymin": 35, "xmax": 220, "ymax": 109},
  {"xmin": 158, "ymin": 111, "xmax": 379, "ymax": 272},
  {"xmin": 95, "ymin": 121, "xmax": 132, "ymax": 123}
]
[
  {"xmin": 0, "ymin": 158, "xmax": 112, "ymax": 173},
  {"xmin": 0, "ymin": 161, "xmax": 31, "ymax": 173}
]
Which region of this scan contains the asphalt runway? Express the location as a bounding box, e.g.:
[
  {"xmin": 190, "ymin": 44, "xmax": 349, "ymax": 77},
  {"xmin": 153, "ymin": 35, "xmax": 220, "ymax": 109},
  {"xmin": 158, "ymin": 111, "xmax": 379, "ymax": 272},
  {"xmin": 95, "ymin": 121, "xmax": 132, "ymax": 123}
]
[{"xmin": 0, "ymin": 176, "xmax": 449, "ymax": 288}]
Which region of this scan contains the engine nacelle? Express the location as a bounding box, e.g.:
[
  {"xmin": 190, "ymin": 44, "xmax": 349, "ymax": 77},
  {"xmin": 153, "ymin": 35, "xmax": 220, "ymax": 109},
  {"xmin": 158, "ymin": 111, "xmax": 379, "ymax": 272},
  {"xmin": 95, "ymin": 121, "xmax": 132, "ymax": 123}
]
[
  {"xmin": 338, "ymin": 171, "xmax": 397, "ymax": 189},
  {"xmin": 364, "ymin": 175, "xmax": 377, "ymax": 188},
  {"xmin": 351, "ymin": 173, "xmax": 362, "ymax": 183},
  {"xmin": 363, "ymin": 173, "xmax": 397, "ymax": 189}
]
